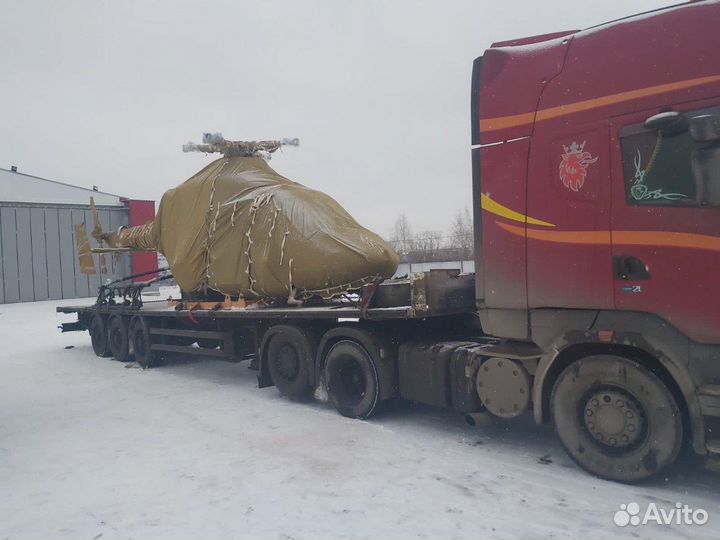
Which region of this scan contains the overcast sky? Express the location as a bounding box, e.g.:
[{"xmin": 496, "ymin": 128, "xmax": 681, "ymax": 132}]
[{"xmin": 0, "ymin": 0, "xmax": 679, "ymax": 238}]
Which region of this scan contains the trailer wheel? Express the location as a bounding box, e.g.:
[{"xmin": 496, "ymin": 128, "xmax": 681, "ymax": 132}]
[
  {"xmin": 89, "ymin": 314, "xmax": 112, "ymax": 358},
  {"xmin": 130, "ymin": 316, "xmax": 158, "ymax": 368},
  {"xmin": 324, "ymin": 340, "xmax": 379, "ymax": 419},
  {"xmin": 266, "ymin": 325, "xmax": 313, "ymax": 400},
  {"xmin": 551, "ymin": 354, "xmax": 683, "ymax": 483},
  {"xmin": 107, "ymin": 315, "xmax": 131, "ymax": 362}
]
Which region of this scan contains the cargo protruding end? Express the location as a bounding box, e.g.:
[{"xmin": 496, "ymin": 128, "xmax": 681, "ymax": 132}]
[{"xmin": 84, "ymin": 196, "xmax": 159, "ymax": 254}]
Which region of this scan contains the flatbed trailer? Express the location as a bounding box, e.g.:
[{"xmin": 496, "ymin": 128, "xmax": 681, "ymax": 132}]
[{"xmin": 57, "ymin": 269, "xmax": 512, "ymax": 422}]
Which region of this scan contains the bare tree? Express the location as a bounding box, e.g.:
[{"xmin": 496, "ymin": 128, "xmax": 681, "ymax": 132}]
[
  {"xmin": 413, "ymin": 230, "xmax": 443, "ymax": 261},
  {"xmin": 391, "ymin": 214, "xmax": 414, "ymax": 255},
  {"xmin": 392, "ymin": 210, "xmax": 473, "ymax": 263},
  {"xmin": 449, "ymin": 207, "xmax": 473, "ymax": 258}
]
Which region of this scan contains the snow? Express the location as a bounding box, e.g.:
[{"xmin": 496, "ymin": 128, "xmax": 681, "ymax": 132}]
[{"xmin": 1, "ymin": 298, "xmax": 719, "ymax": 540}]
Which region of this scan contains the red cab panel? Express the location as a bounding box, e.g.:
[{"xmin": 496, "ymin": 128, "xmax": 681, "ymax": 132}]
[{"xmin": 479, "ymin": 139, "xmax": 529, "ymax": 309}]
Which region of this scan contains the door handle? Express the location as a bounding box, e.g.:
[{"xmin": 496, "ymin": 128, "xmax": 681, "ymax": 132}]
[{"xmin": 613, "ymin": 256, "xmax": 651, "ymax": 280}]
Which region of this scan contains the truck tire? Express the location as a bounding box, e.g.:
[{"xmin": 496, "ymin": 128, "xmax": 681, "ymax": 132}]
[
  {"xmin": 551, "ymin": 354, "xmax": 683, "ymax": 483},
  {"xmin": 324, "ymin": 340, "xmax": 380, "ymax": 419},
  {"xmin": 89, "ymin": 314, "xmax": 112, "ymax": 358},
  {"xmin": 107, "ymin": 315, "xmax": 131, "ymax": 362},
  {"xmin": 266, "ymin": 325, "xmax": 314, "ymax": 400},
  {"xmin": 129, "ymin": 316, "xmax": 159, "ymax": 368}
]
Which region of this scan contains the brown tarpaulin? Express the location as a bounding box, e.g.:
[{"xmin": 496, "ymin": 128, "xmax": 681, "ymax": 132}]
[{"xmin": 128, "ymin": 156, "xmax": 398, "ymax": 298}]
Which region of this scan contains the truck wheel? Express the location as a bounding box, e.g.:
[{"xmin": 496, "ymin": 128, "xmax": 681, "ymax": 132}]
[
  {"xmin": 107, "ymin": 315, "xmax": 131, "ymax": 362},
  {"xmin": 266, "ymin": 325, "xmax": 313, "ymax": 400},
  {"xmin": 130, "ymin": 316, "xmax": 158, "ymax": 368},
  {"xmin": 89, "ymin": 314, "xmax": 112, "ymax": 357},
  {"xmin": 551, "ymin": 354, "xmax": 683, "ymax": 483},
  {"xmin": 324, "ymin": 340, "xmax": 379, "ymax": 419}
]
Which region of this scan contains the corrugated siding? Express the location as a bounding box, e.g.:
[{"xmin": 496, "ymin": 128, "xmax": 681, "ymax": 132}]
[
  {"xmin": 0, "ymin": 203, "xmax": 131, "ymax": 303},
  {"xmin": 1, "ymin": 208, "xmax": 20, "ymax": 303}
]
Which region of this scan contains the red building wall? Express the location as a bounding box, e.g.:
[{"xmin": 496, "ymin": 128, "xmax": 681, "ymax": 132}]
[{"xmin": 126, "ymin": 199, "xmax": 158, "ymax": 282}]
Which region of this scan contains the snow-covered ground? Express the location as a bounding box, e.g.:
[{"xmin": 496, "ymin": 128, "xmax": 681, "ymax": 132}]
[{"xmin": 1, "ymin": 299, "xmax": 718, "ymax": 540}]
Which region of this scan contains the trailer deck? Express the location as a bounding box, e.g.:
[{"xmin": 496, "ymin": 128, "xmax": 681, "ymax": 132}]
[
  {"xmin": 56, "ymin": 269, "xmax": 478, "ymax": 374},
  {"xmin": 57, "ymin": 268, "xmax": 476, "ymax": 323},
  {"xmin": 57, "ymin": 301, "xmax": 417, "ymax": 321}
]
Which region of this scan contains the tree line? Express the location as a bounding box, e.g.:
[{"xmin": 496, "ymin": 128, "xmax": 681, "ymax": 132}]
[{"xmin": 389, "ymin": 209, "xmax": 473, "ymax": 263}]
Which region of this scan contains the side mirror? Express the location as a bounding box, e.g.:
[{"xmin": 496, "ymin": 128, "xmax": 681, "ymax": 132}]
[
  {"xmin": 689, "ymin": 114, "xmax": 720, "ymax": 207},
  {"xmin": 644, "ymin": 111, "xmax": 688, "ymax": 137}
]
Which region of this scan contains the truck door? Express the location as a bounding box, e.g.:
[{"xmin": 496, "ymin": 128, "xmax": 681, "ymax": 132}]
[
  {"xmin": 526, "ymin": 122, "xmax": 614, "ymax": 310},
  {"xmin": 610, "ymin": 101, "xmax": 720, "ymax": 344}
]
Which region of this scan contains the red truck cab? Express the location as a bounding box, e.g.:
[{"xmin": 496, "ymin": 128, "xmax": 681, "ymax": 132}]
[{"xmin": 472, "ymin": 0, "xmax": 720, "ymax": 480}]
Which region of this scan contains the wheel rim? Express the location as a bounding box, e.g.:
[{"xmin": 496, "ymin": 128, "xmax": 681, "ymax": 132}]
[
  {"xmin": 275, "ymin": 343, "xmax": 300, "ymax": 381},
  {"xmin": 581, "ymin": 386, "xmax": 647, "ymax": 451},
  {"xmin": 332, "ymin": 355, "xmax": 366, "ymax": 407}
]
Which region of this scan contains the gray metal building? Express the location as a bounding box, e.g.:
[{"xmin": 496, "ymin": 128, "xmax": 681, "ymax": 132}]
[{"xmin": 0, "ymin": 167, "xmax": 131, "ymax": 303}]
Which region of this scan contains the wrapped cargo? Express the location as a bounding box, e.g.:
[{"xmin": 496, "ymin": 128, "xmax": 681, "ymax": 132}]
[{"xmin": 100, "ymin": 137, "xmax": 399, "ymax": 300}]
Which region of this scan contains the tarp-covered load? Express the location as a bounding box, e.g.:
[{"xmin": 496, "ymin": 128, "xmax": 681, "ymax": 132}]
[{"xmin": 111, "ymin": 155, "xmax": 399, "ymax": 299}]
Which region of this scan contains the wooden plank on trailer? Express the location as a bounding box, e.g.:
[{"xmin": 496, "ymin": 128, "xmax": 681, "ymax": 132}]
[
  {"xmin": 45, "ymin": 208, "xmax": 63, "ymax": 300},
  {"xmin": 1, "ymin": 207, "xmax": 20, "ymax": 303},
  {"xmin": 84, "ymin": 208, "xmax": 101, "ymax": 293},
  {"xmin": 30, "ymin": 207, "xmax": 49, "ymax": 301},
  {"xmin": 96, "ymin": 208, "xmax": 111, "ymax": 277}
]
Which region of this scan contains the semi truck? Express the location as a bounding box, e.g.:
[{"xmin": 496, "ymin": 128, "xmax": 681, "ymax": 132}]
[{"xmin": 57, "ymin": 0, "xmax": 720, "ymax": 483}]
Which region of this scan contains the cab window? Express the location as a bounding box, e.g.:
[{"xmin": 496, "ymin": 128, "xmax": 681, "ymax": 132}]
[
  {"xmin": 619, "ymin": 125, "xmax": 695, "ymax": 206},
  {"xmin": 619, "ymin": 105, "xmax": 720, "ymax": 207}
]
